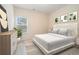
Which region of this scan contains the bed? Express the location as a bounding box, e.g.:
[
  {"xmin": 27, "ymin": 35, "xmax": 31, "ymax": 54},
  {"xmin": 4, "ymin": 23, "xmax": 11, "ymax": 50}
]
[
  {"xmin": 33, "ymin": 33, "xmax": 75, "ymax": 55},
  {"xmin": 33, "ymin": 23, "xmax": 77, "ymax": 55}
]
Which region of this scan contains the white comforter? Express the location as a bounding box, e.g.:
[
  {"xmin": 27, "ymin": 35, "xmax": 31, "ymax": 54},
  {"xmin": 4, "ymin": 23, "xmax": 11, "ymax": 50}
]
[{"xmin": 33, "ymin": 33, "xmax": 75, "ymax": 51}]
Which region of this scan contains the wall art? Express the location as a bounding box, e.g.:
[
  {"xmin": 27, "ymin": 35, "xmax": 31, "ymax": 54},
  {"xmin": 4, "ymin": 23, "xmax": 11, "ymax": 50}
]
[{"xmin": 0, "ymin": 5, "xmax": 8, "ymax": 32}]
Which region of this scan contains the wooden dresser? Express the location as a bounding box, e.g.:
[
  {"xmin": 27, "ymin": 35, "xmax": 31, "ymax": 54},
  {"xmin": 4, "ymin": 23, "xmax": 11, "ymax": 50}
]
[{"xmin": 0, "ymin": 30, "xmax": 17, "ymax": 55}]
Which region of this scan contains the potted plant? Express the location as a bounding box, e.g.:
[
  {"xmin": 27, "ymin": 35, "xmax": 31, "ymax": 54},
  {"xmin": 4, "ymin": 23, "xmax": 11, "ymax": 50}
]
[
  {"xmin": 55, "ymin": 18, "xmax": 58, "ymax": 23},
  {"xmin": 14, "ymin": 27, "xmax": 22, "ymax": 41},
  {"xmin": 73, "ymin": 15, "xmax": 76, "ymax": 20}
]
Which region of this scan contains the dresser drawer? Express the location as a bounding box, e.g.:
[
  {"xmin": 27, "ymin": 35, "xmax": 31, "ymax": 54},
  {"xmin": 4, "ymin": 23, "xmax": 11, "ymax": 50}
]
[{"xmin": 0, "ymin": 35, "xmax": 11, "ymax": 55}]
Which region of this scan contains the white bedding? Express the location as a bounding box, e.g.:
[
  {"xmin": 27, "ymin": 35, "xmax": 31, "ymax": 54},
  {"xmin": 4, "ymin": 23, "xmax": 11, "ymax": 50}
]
[{"xmin": 33, "ymin": 33, "xmax": 75, "ymax": 52}]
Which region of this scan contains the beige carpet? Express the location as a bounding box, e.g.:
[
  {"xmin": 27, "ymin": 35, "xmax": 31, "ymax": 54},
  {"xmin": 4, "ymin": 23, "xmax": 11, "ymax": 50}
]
[{"xmin": 25, "ymin": 39, "xmax": 79, "ymax": 55}]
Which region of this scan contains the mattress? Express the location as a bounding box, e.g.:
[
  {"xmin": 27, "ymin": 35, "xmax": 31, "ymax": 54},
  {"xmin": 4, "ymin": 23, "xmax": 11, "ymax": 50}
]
[{"xmin": 33, "ymin": 33, "xmax": 75, "ymax": 51}]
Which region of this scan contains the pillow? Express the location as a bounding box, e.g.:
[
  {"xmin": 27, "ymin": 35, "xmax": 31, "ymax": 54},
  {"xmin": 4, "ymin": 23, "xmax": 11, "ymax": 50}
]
[
  {"xmin": 58, "ymin": 28, "xmax": 69, "ymax": 36},
  {"xmin": 51, "ymin": 28, "xmax": 59, "ymax": 34},
  {"xmin": 66, "ymin": 29, "xmax": 73, "ymax": 36}
]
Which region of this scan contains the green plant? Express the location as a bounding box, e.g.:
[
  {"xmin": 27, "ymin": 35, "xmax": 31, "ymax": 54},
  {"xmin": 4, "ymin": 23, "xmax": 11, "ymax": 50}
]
[
  {"xmin": 55, "ymin": 18, "xmax": 58, "ymax": 23},
  {"xmin": 73, "ymin": 15, "xmax": 76, "ymax": 20},
  {"xmin": 69, "ymin": 18, "xmax": 72, "ymax": 20},
  {"xmin": 14, "ymin": 27, "xmax": 22, "ymax": 38},
  {"xmin": 64, "ymin": 16, "xmax": 67, "ymax": 20},
  {"xmin": 70, "ymin": 14, "xmax": 73, "ymax": 16}
]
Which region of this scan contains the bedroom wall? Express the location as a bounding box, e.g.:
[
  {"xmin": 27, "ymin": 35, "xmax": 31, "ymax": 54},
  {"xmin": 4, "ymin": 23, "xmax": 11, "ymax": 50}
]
[
  {"xmin": 14, "ymin": 7, "xmax": 49, "ymax": 40},
  {"xmin": 49, "ymin": 5, "xmax": 79, "ymax": 36}
]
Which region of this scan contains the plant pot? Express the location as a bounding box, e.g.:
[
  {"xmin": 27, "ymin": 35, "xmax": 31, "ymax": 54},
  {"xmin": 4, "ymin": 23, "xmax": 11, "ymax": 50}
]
[{"xmin": 17, "ymin": 38, "xmax": 21, "ymax": 43}]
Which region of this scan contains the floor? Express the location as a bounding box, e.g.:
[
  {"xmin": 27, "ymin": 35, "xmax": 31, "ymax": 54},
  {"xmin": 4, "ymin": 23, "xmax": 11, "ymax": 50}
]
[
  {"xmin": 25, "ymin": 39, "xmax": 79, "ymax": 55},
  {"xmin": 14, "ymin": 41, "xmax": 27, "ymax": 55}
]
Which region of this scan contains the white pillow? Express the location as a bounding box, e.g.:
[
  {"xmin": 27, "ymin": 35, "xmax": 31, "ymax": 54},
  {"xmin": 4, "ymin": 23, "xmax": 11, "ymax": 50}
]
[
  {"xmin": 58, "ymin": 28, "xmax": 69, "ymax": 36},
  {"xmin": 66, "ymin": 29, "xmax": 73, "ymax": 36},
  {"xmin": 52, "ymin": 28, "xmax": 59, "ymax": 34},
  {"xmin": 58, "ymin": 28, "xmax": 73, "ymax": 36}
]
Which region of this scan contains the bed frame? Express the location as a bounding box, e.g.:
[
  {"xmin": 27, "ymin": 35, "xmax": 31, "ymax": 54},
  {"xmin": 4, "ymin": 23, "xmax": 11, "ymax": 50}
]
[
  {"xmin": 33, "ymin": 22, "xmax": 77, "ymax": 55},
  {"xmin": 33, "ymin": 39, "xmax": 75, "ymax": 55}
]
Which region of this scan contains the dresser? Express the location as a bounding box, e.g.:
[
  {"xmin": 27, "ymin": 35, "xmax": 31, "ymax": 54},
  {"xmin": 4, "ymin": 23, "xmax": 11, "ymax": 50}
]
[
  {"xmin": 0, "ymin": 31, "xmax": 11, "ymax": 55},
  {"xmin": 0, "ymin": 30, "xmax": 17, "ymax": 55}
]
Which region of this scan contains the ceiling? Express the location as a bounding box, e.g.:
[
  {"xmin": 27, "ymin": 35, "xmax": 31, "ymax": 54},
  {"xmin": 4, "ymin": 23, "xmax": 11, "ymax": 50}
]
[{"xmin": 14, "ymin": 4, "xmax": 67, "ymax": 14}]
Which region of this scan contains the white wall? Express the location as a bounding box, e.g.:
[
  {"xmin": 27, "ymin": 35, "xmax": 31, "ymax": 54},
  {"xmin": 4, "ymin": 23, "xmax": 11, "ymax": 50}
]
[
  {"xmin": 14, "ymin": 7, "xmax": 49, "ymax": 40},
  {"xmin": 2, "ymin": 4, "xmax": 14, "ymax": 30}
]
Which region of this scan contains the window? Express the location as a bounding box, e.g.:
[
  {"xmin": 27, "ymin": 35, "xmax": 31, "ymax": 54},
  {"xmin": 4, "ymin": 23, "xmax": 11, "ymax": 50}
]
[{"xmin": 15, "ymin": 16, "xmax": 27, "ymax": 33}]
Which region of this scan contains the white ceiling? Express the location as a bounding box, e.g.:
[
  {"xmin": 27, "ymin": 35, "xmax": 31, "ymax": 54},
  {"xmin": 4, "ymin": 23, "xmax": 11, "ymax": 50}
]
[{"xmin": 14, "ymin": 4, "xmax": 67, "ymax": 14}]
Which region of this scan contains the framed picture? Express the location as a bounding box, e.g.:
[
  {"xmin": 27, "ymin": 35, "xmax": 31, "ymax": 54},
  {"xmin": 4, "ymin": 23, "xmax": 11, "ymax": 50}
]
[
  {"xmin": 61, "ymin": 15, "xmax": 68, "ymax": 22},
  {"xmin": 68, "ymin": 11, "xmax": 77, "ymax": 21},
  {"xmin": 0, "ymin": 5, "xmax": 8, "ymax": 32},
  {"xmin": 55, "ymin": 11, "xmax": 77, "ymax": 23},
  {"xmin": 55, "ymin": 17, "xmax": 61, "ymax": 23}
]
